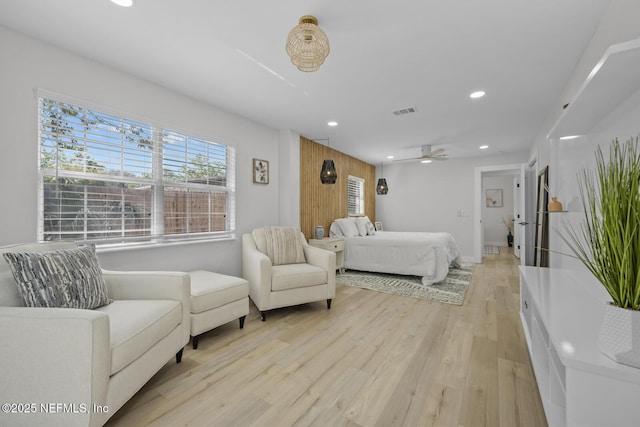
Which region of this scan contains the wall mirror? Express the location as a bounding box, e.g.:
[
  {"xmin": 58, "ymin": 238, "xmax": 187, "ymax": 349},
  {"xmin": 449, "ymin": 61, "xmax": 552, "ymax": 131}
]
[{"xmin": 534, "ymin": 167, "xmax": 549, "ymax": 267}]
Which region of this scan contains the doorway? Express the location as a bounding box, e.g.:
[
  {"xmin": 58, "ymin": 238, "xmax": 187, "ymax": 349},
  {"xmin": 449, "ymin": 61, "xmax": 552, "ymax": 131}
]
[{"xmin": 473, "ymin": 163, "xmax": 531, "ymax": 264}]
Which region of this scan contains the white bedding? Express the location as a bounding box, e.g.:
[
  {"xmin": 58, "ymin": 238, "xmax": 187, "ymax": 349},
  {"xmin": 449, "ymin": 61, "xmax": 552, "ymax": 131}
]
[{"xmin": 341, "ymin": 231, "xmax": 461, "ymax": 286}]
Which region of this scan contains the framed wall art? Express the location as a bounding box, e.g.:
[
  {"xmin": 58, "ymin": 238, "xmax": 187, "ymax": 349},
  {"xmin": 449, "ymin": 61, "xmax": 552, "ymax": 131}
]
[
  {"xmin": 253, "ymin": 158, "xmax": 269, "ymax": 184},
  {"xmin": 485, "ymin": 189, "xmax": 503, "ymax": 207}
]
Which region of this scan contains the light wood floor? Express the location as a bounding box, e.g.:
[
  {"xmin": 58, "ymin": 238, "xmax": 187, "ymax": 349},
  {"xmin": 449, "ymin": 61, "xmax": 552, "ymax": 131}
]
[{"xmin": 106, "ymin": 248, "xmax": 547, "ymax": 427}]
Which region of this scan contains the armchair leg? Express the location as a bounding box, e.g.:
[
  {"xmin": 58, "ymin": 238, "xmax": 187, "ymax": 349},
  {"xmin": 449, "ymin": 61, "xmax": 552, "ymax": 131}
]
[
  {"xmin": 239, "ymin": 315, "xmax": 246, "ymax": 328},
  {"xmin": 176, "ymin": 348, "xmax": 184, "ymax": 363},
  {"xmin": 192, "ymin": 335, "xmax": 199, "ymax": 350},
  {"xmin": 260, "ymin": 311, "xmax": 266, "ymax": 321},
  {"xmin": 327, "ymin": 299, "xmax": 332, "ymax": 310}
]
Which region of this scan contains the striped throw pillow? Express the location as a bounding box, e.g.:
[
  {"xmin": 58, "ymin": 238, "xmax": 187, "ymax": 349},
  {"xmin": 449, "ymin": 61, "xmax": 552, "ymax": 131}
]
[{"xmin": 263, "ymin": 227, "xmax": 306, "ymax": 266}]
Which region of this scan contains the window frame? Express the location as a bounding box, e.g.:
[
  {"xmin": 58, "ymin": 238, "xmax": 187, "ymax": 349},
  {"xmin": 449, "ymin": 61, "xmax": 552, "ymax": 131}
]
[
  {"xmin": 347, "ymin": 175, "xmax": 365, "ymax": 217},
  {"xmin": 37, "ymin": 91, "xmax": 236, "ymax": 248}
]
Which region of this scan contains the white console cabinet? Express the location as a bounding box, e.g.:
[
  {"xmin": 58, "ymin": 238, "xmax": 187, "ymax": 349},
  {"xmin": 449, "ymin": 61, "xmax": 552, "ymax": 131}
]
[{"xmin": 519, "ymin": 266, "xmax": 640, "ymax": 427}]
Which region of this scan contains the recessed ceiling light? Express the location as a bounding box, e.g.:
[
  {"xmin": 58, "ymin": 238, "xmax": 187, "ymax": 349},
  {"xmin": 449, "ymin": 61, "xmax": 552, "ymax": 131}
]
[
  {"xmin": 421, "ymin": 159, "xmax": 432, "ymax": 164},
  {"xmin": 110, "ymin": 0, "xmax": 134, "ymax": 7},
  {"xmin": 559, "ymin": 135, "xmax": 580, "ymax": 140},
  {"xmin": 327, "ymin": 121, "xmax": 338, "ymax": 127},
  {"xmin": 479, "ymin": 145, "xmax": 489, "ymax": 149},
  {"xmin": 470, "ymin": 91, "xmax": 486, "ymax": 99},
  {"xmin": 386, "ymin": 155, "xmax": 394, "ymax": 159}
]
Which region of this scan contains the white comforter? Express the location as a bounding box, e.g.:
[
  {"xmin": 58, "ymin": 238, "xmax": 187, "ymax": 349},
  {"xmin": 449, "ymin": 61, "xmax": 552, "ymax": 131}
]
[{"xmin": 342, "ymin": 231, "xmax": 461, "ymax": 286}]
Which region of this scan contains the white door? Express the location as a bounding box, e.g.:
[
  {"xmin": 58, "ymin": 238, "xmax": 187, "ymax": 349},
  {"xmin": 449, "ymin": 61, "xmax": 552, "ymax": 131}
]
[
  {"xmin": 514, "ymin": 165, "xmax": 527, "ymax": 265},
  {"xmin": 513, "ymin": 175, "xmax": 521, "ymax": 258}
]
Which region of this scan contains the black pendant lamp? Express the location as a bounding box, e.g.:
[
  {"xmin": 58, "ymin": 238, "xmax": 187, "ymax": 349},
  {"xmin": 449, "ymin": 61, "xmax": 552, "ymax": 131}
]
[
  {"xmin": 376, "ymin": 162, "xmax": 389, "ymax": 195},
  {"xmin": 319, "ymin": 138, "xmax": 337, "ymax": 184},
  {"xmin": 320, "ymin": 159, "xmax": 337, "ymax": 184}
]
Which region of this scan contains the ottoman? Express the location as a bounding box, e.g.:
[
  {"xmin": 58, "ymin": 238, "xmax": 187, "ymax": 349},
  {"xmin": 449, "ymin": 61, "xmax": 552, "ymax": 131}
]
[{"xmin": 189, "ymin": 270, "xmax": 250, "ymax": 349}]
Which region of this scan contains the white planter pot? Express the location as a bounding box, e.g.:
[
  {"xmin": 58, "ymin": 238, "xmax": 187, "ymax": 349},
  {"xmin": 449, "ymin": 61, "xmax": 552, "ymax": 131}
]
[{"xmin": 597, "ymin": 303, "xmax": 640, "ymax": 369}]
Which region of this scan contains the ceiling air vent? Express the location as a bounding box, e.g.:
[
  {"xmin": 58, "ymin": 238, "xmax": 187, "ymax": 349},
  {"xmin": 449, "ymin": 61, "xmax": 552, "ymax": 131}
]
[{"xmin": 392, "ymin": 106, "xmax": 416, "ymax": 116}]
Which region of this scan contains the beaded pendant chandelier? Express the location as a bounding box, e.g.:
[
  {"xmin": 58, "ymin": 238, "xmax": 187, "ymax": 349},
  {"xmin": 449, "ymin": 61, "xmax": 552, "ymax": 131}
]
[{"xmin": 286, "ymin": 15, "xmax": 330, "ymax": 72}]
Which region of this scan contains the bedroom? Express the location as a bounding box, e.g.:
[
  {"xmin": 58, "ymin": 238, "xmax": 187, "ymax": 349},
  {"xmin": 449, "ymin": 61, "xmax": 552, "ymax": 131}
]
[
  {"xmin": 0, "ymin": 0, "xmax": 560, "ymax": 272},
  {"xmin": 1, "ymin": 0, "xmax": 624, "ymax": 271},
  {"xmin": 1, "ymin": 1, "xmax": 640, "ymax": 426}
]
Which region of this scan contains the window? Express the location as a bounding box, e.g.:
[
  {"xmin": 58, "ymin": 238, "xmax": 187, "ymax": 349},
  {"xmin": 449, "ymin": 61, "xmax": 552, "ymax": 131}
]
[
  {"xmin": 38, "ymin": 96, "xmax": 235, "ymax": 246},
  {"xmin": 347, "ymin": 175, "xmax": 365, "ymax": 216}
]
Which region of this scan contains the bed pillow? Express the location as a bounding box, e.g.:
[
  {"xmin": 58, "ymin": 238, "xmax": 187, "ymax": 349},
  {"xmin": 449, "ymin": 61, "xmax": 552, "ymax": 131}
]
[
  {"xmin": 355, "ymin": 217, "xmax": 369, "ymax": 236},
  {"xmin": 361, "ymin": 216, "xmax": 376, "ymax": 236},
  {"xmin": 336, "ymin": 218, "xmax": 360, "ymax": 237},
  {"xmin": 329, "ymin": 221, "xmax": 343, "ymax": 237},
  {"xmin": 2, "ymin": 245, "xmax": 110, "ymax": 309},
  {"xmin": 365, "ymin": 220, "xmax": 377, "ymax": 235}
]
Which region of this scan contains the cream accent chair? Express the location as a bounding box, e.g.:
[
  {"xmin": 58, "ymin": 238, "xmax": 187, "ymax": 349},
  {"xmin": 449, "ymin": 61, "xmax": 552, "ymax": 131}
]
[
  {"xmin": 242, "ymin": 227, "xmax": 336, "ymax": 321},
  {"xmin": 0, "ymin": 242, "xmax": 190, "ymax": 427}
]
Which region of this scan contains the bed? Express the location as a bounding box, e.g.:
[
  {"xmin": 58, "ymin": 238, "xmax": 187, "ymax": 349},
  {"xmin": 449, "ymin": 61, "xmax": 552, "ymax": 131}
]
[{"xmin": 330, "ymin": 217, "xmax": 461, "ymax": 286}]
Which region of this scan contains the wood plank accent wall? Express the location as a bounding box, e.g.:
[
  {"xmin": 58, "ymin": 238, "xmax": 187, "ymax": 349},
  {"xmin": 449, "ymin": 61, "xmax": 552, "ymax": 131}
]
[{"xmin": 300, "ymin": 136, "xmax": 376, "ymax": 240}]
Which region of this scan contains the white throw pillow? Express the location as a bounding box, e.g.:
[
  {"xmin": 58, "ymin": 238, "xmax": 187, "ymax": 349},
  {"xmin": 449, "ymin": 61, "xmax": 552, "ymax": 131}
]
[
  {"xmin": 355, "ymin": 217, "xmax": 368, "ymax": 236},
  {"xmin": 336, "ymin": 218, "xmax": 359, "ymax": 237},
  {"xmin": 329, "ymin": 221, "xmax": 343, "ymax": 237},
  {"xmin": 365, "ymin": 217, "xmax": 376, "ymax": 235}
]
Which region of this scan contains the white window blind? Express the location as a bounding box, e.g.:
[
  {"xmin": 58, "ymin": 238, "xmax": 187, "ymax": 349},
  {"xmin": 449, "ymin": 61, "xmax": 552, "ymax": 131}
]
[
  {"xmin": 347, "ymin": 175, "xmax": 365, "ymax": 216},
  {"xmin": 38, "ymin": 97, "xmax": 235, "ymax": 246}
]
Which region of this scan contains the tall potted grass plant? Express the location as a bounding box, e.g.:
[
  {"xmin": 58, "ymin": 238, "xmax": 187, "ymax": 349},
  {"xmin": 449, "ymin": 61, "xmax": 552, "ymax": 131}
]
[{"xmin": 562, "ymin": 137, "xmax": 640, "ymax": 368}]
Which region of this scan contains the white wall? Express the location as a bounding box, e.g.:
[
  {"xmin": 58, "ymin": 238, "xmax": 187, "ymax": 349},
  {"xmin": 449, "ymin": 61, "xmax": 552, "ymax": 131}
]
[
  {"xmin": 278, "ymin": 129, "xmax": 300, "ymax": 227},
  {"xmin": 549, "ymin": 93, "xmax": 640, "ymax": 270},
  {"xmin": 529, "ymin": 1, "xmax": 640, "ymax": 170},
  {"xmin": 482, "ymin": 176, "xmax": 514, "ymax": 246},
  {"xmin": 525, "ymin": 1, "xmax": 640, "ymax": 271},
  {"xmin": 0, "ymin": 25, "xmax": 285, "ymax": 276},
  {"xmin": 376, "ymin": 151, "xmax": 528, "ymax": 259}
]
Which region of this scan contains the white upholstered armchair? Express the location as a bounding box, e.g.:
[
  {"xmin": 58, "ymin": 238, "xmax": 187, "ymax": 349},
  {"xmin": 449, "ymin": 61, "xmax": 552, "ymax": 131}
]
[
  {"xmin": 242, "ymin": 227, "xmax": 336, "ymax": 321},
  {"xmin": 0, "ymin": 242, "xmax": 190, "ymax": 427}
]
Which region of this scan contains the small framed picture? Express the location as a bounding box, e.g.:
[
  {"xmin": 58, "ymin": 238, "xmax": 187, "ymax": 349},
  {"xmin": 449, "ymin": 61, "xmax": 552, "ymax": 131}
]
[
  {"xmin": 486, "ymin": 189, "xmax": 503, "ymax": 207},
  {"xmin": 253, "ymin": 158, "xmax": 269, "ymax": 184},
  {"xmin": 374, "ymin": 221, "xmax": 383, "ymax": 231}
]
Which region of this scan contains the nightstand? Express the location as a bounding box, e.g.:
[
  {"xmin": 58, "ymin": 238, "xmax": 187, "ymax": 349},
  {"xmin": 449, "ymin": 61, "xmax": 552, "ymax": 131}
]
[{"xmin": 308, "ymin": 237, "xmax": 344, "ymax": 273}]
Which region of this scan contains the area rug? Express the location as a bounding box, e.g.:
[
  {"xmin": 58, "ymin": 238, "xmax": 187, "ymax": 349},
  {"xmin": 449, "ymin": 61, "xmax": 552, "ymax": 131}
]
[
  {"xmin": 336, "ymin": 263, "xmax": 474, "ymax": 305},
  {"xmin": 484, "ymin": 245, "xmax": 500, "ymax": 254}
]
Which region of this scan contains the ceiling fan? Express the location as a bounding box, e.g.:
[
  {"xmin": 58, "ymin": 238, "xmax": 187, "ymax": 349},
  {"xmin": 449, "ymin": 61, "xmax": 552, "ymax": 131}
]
[{"xmin": 393, "ymin": 145, "xmax": 448, "ymax": 162}]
